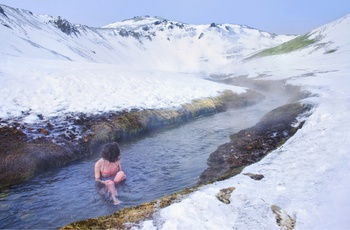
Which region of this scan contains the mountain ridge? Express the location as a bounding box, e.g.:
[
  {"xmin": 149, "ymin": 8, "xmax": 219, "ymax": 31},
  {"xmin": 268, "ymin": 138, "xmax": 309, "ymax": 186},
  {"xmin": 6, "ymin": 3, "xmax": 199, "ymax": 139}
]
[{"xmin": 0, "ymin": 4, "xmax": 294, "ymax": 72}]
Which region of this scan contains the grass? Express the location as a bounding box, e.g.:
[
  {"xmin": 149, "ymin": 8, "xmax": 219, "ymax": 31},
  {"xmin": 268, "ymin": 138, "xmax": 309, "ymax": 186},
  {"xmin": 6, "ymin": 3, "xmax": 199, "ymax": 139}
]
[{"xmin": 247, "ymin": 34, "xmax": 318, "ymax": 59}]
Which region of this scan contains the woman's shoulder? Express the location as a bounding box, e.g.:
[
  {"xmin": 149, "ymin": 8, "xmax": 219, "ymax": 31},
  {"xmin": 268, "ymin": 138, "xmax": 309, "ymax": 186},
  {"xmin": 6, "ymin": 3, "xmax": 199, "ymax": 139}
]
[{"xmin": 95, "ymin": 158, "xmax": 104, "ymax": 166}]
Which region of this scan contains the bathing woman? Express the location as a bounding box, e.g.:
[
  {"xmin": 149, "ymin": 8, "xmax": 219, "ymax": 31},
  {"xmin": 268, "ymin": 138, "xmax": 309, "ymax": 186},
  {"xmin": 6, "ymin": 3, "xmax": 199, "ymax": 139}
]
[{"xmin": 94, "ymin": 142, "xmax": 126, "ymax": 205}]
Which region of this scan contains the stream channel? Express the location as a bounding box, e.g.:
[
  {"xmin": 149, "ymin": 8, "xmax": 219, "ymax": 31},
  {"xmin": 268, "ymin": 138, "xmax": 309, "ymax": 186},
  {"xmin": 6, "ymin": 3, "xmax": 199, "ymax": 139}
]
[{"xmin": 0, "ymin": 90, "xmax": 290, "ymax": 229}]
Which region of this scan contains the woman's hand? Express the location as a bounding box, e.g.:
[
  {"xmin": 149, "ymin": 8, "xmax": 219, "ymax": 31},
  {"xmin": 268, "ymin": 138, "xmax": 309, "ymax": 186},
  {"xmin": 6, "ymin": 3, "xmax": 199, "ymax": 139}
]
[
  {"xmin": 104, "ymin": 180, "xmax": 114, "ymax": 186},
  {"xmin": 95, "ymin": 178, "xmax": 105, "ymax": 185}
]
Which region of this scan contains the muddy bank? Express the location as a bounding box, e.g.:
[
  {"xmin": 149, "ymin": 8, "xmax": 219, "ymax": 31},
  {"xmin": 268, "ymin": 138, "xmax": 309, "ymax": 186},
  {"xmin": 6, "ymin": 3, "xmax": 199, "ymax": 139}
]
[
  {"xmin": 199, "ymin": 102, "xmax": 313, "ymax": 184},
  {"xmin": 0, "ymin": 89, "xmax": 263, "ymax": 188},
  {"xmin": 61, "ymin": 102, "xmax": 314, "ymax": 230}
]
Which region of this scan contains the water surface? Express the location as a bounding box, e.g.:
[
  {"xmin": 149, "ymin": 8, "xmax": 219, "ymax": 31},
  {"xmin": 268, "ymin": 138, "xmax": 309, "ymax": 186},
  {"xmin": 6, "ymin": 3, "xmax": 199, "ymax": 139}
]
[{"xmin": 0, "ymin": 92, "xmax": 288, "ymax": 229}]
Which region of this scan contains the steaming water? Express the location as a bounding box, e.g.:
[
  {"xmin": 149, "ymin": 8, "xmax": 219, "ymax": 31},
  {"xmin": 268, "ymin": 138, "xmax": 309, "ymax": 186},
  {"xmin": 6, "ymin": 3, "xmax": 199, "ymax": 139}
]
[{"xmin": 0, "ymin": 92, "xmax": 288, "ymax": 229}]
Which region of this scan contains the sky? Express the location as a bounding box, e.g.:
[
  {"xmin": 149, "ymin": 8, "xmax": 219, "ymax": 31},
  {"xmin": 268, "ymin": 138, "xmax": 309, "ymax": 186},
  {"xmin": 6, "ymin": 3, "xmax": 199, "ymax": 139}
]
[{"xmin": 1, "ymin": 0, "xmax": 350, "ymax": 34}]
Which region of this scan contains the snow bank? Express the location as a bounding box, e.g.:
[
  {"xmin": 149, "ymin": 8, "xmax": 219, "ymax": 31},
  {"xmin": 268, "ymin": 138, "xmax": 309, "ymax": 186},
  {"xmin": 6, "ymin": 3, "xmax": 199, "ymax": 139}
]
[{"xmin": 0, "ymin": 57, "xmax": 245, "ymax": 124}]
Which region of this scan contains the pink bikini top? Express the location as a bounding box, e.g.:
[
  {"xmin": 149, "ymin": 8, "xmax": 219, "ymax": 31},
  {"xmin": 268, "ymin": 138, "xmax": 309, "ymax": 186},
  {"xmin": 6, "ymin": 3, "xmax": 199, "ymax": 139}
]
[{"xmin": 101, "ymin": 161, "xmax": 119, "ymax": 178}]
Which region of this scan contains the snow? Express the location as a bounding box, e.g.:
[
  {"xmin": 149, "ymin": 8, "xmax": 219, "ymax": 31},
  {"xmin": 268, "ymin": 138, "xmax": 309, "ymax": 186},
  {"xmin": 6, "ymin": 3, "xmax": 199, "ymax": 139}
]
[
  {"xmin": 103, "ymin": 16, "xmax": 166, "ymax": 28},
  {"xmin": 0, "ymin": 57, "xmax": 245, "ymax": 123},
  {"xmin": 1, "ymin": 4, "xmax": 350, "ymax": 229},
  {"xmin": 135, "ymin": 15, "xmax": 350, "ymax": 230}
]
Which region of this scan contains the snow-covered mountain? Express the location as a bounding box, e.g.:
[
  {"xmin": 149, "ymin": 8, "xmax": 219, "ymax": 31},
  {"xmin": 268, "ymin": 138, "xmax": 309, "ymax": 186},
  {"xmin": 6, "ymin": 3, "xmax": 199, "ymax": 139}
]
[{"xmin": 0, "ymin": 4, "xmax": 294, "ymax": 72}]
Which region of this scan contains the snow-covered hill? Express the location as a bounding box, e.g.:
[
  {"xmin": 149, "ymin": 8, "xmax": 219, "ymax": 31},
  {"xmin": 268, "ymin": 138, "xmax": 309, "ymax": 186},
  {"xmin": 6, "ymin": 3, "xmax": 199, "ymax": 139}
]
[{"xmin": 0, "ymin": 4, "xmax": 293, "ymax": 72}]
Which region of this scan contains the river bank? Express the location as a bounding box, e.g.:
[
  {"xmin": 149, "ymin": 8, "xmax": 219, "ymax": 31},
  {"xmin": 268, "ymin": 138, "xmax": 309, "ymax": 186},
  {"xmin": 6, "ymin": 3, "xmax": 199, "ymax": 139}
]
[{"xmin": 0, "ymin": 89, "xmax": 263, "ymax": 188}]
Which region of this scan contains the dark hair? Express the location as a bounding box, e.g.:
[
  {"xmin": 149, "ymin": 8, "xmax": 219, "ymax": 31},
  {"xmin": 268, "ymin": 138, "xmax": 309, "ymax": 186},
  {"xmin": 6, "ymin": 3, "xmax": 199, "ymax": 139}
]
[{"xmin": 101, "ymin": 142, "xmax": 120, "ymax": 162}]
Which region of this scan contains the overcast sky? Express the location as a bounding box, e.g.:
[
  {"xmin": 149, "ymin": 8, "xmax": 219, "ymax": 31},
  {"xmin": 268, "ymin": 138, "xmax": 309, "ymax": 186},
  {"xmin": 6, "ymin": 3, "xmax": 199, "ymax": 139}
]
[{"xmin": 1, "ymin": 0, "xmax": 349, "ymax": 34}]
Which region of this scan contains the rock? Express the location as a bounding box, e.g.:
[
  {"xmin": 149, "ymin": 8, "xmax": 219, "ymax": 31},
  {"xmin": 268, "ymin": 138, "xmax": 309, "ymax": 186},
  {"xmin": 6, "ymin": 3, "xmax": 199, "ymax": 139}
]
[
  {"xmin": 39, "ymin": 128, "xmax": 50, "ymax": 135},
  {"xmin": 52, "ymin": 16, "xmax": 80, "ymax": 36},
  {"xmin": 243, "ymin": 173, "xmax": 264, "ymax": 180},
  {"xmin": 198, "ymin": 32, "xmax": 204, "ymax": 39},
  {"xmin": 271, "ymin": 204, "xmax": 281, "ymax": 214},
  {"xmin": 210, "ymin": 23, "xmax": 217, "ymax": 28},
  {"xmin": 216, "ymin": 187, "xmax": 236, "ymax": 204},
  {"xmin": 0, "ymin": 6, "xmax": 7, "ymax": 17},
  {"xmin": 271, "ymin": 204, "xmax": 296, "ymax": 230}
]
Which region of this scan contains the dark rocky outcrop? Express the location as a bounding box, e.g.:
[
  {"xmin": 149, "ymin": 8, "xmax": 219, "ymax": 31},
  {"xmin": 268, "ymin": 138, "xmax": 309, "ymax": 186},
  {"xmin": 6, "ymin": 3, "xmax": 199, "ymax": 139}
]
[
  {"xmin": 118, "ymin": 29, "xmax": 142, "ymax": 40},
  {"xmin": 52, "ymin": 16, "xmax": 80, "ymax": 36},
  {"xmin": 199, "ymin": 102, "xmax": 313, "ymax": 184},
  {"xmin": 210, "ymin": 23, "xmax": 217, "ymax": 28},
  {"xmin": 0, "ymin": 5, "xmax": 11, "ymax": 29},
  {"xmin": 198, "ymin": 32, "xmax": 204, "ymax": 39},
  {"xmin": 0, "ymin": 90, "xmax": 263, "ymax": 188},
  {"xmin": 0, "ymin": 5, "xmax": 7, "ymax": 17}
]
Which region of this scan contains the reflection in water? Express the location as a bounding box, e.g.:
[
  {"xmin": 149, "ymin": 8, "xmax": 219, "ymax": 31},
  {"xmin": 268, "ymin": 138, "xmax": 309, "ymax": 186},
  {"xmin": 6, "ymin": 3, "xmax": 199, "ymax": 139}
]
[{"xmin": 0, "ymin": 94, "xmax": 287, "ymax": 229}]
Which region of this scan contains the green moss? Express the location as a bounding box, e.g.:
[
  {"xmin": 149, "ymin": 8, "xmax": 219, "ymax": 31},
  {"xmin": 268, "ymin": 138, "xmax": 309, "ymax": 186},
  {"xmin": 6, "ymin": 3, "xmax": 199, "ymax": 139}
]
[{"xmin": 248, "ymin": 34, "xmax": 318, "ymax": 59}]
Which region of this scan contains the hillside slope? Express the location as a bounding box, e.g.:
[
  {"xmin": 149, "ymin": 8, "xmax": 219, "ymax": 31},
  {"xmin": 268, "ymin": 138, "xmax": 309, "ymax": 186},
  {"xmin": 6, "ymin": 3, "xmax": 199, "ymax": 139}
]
[
  {"xmin": 217, "ymin": 13, "xmax": 350, "ymax": 78},
  {"xmin": 0, "ymin": 4, "xmax": 294, "ymax": 72}
]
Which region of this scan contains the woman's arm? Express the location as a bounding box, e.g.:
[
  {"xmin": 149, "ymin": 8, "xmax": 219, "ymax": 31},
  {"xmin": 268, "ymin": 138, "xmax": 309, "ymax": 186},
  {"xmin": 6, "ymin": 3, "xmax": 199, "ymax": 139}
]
[
  {"xmin": 94, "ymin": 160, "xmax": 102, "ymax": 182},
  {"xmin": 117, "ymin": 160, "xmax": 122, "ymax": 171}
]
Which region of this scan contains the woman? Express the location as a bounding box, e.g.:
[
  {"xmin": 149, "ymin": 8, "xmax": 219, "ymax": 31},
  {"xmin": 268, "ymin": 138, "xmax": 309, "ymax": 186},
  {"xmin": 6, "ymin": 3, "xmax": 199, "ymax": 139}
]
[{"xmin": 94, "ymin": 142, "xmax": 126, "ymax": 205}]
